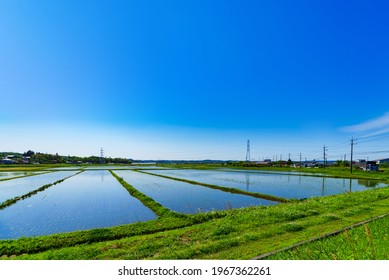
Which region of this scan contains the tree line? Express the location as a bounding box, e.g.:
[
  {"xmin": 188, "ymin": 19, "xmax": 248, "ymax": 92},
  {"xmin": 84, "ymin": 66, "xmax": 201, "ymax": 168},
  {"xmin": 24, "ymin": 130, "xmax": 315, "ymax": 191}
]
[{"xmin": 1, "ymin": 150, "xmax": 133, "ymax": 165}]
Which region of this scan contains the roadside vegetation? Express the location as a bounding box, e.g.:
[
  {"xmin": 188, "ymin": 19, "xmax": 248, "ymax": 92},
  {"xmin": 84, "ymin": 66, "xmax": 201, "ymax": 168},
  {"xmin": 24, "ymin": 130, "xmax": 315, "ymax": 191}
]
[{"xmin": 0, "ymin": 164, "xmax": 388, "ymax": 260}]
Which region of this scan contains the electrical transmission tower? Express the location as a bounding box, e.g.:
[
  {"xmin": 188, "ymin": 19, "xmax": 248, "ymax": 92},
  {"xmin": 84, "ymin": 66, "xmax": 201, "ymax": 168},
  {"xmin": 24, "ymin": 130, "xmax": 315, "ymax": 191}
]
[
  {"xmin": 100, "ymin": 148, "xmax": 104, "ymax": 164},
  {"xmin": 246, "ymin": 139, "xmax": 251, "ymax": 162}
]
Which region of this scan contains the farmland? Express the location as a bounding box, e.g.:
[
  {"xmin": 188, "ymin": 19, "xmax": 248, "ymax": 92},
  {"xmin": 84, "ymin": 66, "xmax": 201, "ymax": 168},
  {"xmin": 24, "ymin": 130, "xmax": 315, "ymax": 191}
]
[{"xmin": 0, "ymin": 164, "xmax": 388, "ymax": 259}]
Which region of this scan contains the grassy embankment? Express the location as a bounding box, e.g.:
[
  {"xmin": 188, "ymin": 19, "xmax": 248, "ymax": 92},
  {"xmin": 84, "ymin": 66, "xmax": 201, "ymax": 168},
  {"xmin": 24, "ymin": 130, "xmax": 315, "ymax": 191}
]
[
  {"xmin": 0, "ymin": 164, "xmax": 73, "ymax": 172},
  {"xmin": 0, "ymin": 166, "xmax": 388, "ymax": 260}
]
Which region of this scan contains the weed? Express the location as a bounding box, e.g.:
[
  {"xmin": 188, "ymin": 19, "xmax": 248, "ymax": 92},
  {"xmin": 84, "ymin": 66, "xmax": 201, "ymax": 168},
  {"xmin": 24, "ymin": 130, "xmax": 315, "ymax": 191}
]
[
  {"xmin": 322, "ymin": 214, "xmax": 340, "ymax": 221},
  {"xmin": 212, "ymin": 224, "xmax": 236, "ymax": 236},
  {"xmin": 364, "ymin": 224, "xmax": 376, "ymax": 258},
  {"xmin": 283, "ymin": 222, "xmax": 305, "ymax": 232}
]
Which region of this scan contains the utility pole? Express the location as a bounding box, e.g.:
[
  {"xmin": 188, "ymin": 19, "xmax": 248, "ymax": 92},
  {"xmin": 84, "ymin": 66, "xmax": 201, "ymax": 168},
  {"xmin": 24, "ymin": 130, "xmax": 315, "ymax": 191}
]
[
  {"xmin": 350, "ymin": 137, "xmax": 356, "ymax": 173},
  {"xmin": 245, "ymin": 139, "xmax": 250, "ymax": 162},
  {"xmin": 299, "ymin": 153, "xmax": 302, "ymax": 167},
  {"xmin": 323, "ymin": 145, "xmax": 328, "ymax": 168}
]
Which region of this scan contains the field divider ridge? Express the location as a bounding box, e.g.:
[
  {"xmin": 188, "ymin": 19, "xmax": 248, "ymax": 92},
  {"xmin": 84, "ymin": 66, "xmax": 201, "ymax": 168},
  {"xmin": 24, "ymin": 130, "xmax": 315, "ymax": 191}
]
[
  {"xmin": 136, "ymin": 170, "xmax": 289, "ymax": 203},
  {"xmin": 110, "ymin": 170, "xmax": 184, "ymax": 218}
]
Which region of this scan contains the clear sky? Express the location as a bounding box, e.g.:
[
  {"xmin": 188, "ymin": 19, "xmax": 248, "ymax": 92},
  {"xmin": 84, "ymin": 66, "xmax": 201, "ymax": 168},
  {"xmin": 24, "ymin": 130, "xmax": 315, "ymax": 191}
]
[{"xmin": 1, "ymin": 0, "xmax": 389, "ymax": 161}]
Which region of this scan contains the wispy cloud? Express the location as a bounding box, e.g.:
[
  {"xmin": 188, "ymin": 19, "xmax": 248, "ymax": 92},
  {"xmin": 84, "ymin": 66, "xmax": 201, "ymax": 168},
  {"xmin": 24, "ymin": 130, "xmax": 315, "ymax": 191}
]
[{"xmin": 341, "ymin": 112, "xmax": 389, "ymax": 137}]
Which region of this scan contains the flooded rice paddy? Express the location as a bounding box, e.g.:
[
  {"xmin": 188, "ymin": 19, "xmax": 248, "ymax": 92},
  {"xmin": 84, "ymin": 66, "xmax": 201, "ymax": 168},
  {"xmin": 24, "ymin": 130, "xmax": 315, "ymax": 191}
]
[
  {"xmin": 0, "ymin": 171, "xmax": 78, "ymax": 204},
  {"xmin": 146, "ymin": 169, "xmax": 387, "ymax": 199},
  {"xmin": 114, "ymin": 170, "xmax": 277, "ymax": 214},
  {"xmin": 0, "ymin": 171, "xmax": 156, "ymax": 239},
  {"xmin": 0, "ymin": 167, "xmax": 386, "ymax": 239},
  {"xmin": 0, "ymin": 171, "xmax": 46, "ymax": 181}
]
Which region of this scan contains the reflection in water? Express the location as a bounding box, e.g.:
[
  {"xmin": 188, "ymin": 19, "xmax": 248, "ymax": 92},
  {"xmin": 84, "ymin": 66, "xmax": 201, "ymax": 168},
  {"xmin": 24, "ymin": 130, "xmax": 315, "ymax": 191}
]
[
  {"xmin": 357, "ymin": 179, "xmax": 380, "ymax": 188},
  {"xmin": 322, "ymin": 177, "xmax": 353, "ymax": 194},
  {"xmin": 245, "ymin": 174, "xmax": 250, "ymax": 191},
  {"xmin": 147, "ymin": 169, "xmax": 387, "ymax": 200},
  {"xmin": 316, "ymin": 177, "xmax": 379, "ymax": 194},
  {"xmin": 304, "ymin": 176, "xmax": 378, "ymax": 195}
]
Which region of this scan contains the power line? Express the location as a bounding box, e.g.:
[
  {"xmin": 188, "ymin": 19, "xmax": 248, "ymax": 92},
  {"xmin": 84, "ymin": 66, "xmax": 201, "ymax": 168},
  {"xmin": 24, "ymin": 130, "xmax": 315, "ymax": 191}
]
[
  {"xmin": 327, "ymin": 140, "xmax": 349, "ymax": 149},
  {"xmin": 357, "ymin": 131, "xmax": 389, "ymax": 141}
]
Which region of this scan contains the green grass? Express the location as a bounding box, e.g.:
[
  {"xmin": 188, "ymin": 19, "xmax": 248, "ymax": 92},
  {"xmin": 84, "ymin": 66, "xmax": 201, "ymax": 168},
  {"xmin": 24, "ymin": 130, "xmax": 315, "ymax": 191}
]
[
  {"xmin": 265, "ymin": 214, "xmax": 389, "ymax": 260},
  {"xmin": 1, "ymin": 164, "xmax": 388, "ymax": 260},
  {"xmin": 0, "ymin": 165, "xmax": 70, "ymax": 171},
  {"xmin": 1, "ymin": 185, "xmax": 389, "ymax": 260}
]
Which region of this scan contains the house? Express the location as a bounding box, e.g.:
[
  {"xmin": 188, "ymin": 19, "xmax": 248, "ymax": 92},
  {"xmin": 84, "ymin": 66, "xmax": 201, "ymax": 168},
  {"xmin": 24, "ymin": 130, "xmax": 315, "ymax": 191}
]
[
  {"xmin": 302, "ymin": 160, "xmax": 318, "ymax": 168},
  {"xmin": 366, "ymin": 161, "xmax": 379, "ymax": 171},
  {"xmin": 376, "ymin": 158, "xmax": 389, "ymax": 165},
  {"xmin": 22, "ymin": 156, "xmax": 30, "ymax": 164},
  {"xmin": 356, "ymin": 159, "xmax": 367, "ymax": 169},
  {"xmin": 255, "ymin": 160, "xmax": 271, "ymax": 166},
  {"xmin": 1, "ymin": 158, "xmax": 14, "ymax": 164},
  {"xmin": 357, "ymin": 159, "xmax": 380, "ymax": 171}
]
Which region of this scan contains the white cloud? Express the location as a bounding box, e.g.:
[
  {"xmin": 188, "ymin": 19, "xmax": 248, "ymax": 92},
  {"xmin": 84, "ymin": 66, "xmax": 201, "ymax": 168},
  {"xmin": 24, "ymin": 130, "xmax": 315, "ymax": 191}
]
[{"xmin": 341, "ymin": 112, "xmax": 389, "ymax": 135}]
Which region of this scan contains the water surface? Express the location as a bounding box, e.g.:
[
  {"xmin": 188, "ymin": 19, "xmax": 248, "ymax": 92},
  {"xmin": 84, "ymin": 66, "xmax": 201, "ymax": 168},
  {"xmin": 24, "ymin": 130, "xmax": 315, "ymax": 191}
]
[
  {"xmin": 146, "ymin": 169, "xmax": 387, "ymax": 199},
  {"xmin": 0, "ymin": 171, "xmax": 46, "ymax": 180},
  {"xmin": 0, "ymin": 171, "xmax": 78, "ymax": 204},
  {"xmin": 114, "ymin": 170, "xmax": 278, "ymax": 214},
  {"xmin": 0, "ymin": 171, "xmax": 156, "ymax": 239}
]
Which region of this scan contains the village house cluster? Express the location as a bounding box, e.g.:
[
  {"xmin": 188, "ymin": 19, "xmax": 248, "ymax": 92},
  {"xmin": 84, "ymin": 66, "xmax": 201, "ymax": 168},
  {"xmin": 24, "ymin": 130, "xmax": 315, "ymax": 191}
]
[{"xmin": 0, "ymin": 155, "xmax": 30, "ymax": 164}]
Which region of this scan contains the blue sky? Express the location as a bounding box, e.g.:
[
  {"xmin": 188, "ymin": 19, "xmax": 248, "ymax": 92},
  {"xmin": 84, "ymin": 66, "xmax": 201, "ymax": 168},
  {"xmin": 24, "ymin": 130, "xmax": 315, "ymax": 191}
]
[{"xmin": 1, "ymin": 0, "xmax": 389, "ymax": 161}]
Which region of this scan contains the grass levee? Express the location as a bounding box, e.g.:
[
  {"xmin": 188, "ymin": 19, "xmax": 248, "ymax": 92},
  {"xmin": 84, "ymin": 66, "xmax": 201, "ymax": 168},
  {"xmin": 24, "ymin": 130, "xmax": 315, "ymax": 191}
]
[{"xmin": 109, "ymin": 170, "xmax": 182, "ymax": 218}]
